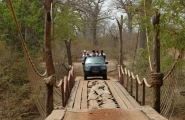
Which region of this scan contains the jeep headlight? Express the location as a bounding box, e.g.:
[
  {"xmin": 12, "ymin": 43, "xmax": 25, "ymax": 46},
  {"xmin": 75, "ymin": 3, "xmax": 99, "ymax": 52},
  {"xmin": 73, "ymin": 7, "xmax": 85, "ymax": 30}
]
[
  {"xmin": 84, "ymin": 66, "xmax": 91, "ymax": 71},
  {"xmin": 100, "ymin": 66, "xmax": 107, "ymax": 70}
]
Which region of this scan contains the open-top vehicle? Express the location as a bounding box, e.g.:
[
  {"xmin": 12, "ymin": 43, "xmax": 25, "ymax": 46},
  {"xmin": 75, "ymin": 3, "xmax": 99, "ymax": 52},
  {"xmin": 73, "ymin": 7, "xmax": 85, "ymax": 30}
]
[{"xmin": 82, "ymin": 57, "xmax": 108, "ymax": 80}]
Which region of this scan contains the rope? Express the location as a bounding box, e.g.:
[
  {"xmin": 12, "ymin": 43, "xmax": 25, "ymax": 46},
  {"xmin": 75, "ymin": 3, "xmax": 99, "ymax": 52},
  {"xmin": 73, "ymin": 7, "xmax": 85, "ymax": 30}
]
[
  {"xmin": 160, "ymin": 70, "xmax": 173, "ymax": 112},
  {"xmin": 8, "ymin": 0, "xmax": 47, "ymax": 77},
  {"xmin": 54, "ymin": 87, "xmax": 62, "ymax": 106},
  {"xmin": 163, "ymin": 54, "xmax": 181, "ymax": 80},
  {"xmin": 143, "ymin": 0, "xmax": 153, "ymax": 72},
  {"xmin": 160, "ymin": 54, "xmax": 180, "ymax": 117},
  {"xmin": 160, "ymin": 67, "xmax": 179, "ymax": 118},
  {"xmin": 162, "ymin": 75, "xmax": 175, "ymax": 116},
  {"xmin": 142, "ymin": 1, "xmax": 180, "ymax": 117},
  {"xmin": 151, "ymin": 73, "xmax": 163, "ymax": 86},
  {"xmin": 8, "ymin": 0, "xmax": 47, "ymax": 116},
  {"xmin": 165, "ymin": 72, "xmax": 177, "ymax": 118},
  {"xmin": 122, "ymin": 61, "xmax": 180, "ymax": 118}
]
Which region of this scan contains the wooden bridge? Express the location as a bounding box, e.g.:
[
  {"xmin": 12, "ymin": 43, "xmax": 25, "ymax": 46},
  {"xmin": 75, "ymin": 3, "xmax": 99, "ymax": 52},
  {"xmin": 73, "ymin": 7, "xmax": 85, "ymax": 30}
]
[
  {"xmin": 45, "ymin": 64, "xmax": 167, "ymax": 120},
  {"xmin": 8, "ymin": 1, "xmax": 182, "ymax": 119},
  {"xmin": 46, "ymin": 78, "xmax": 166, "ymax": 120}
]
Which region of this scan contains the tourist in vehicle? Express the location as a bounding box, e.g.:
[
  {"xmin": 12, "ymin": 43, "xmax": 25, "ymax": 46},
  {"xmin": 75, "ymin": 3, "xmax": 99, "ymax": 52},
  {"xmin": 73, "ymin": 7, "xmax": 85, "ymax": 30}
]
[
  {"xmin": 96, "ymin": 50, "xmax": 100, "ymax": 56},
  {"xmin": 100, "ymin": 50, "xmax": 106, "ymax": 60},
  {"xmin": 90, "ymin": 50, "xmax": 96, "ymax": 57},
  {"xmin": 86, "ymin": 51, "xmax": 90, "ymax": 57},
  {"xmin": 82, "ymin": 50, "xmax": 87, "ymax": 63}
]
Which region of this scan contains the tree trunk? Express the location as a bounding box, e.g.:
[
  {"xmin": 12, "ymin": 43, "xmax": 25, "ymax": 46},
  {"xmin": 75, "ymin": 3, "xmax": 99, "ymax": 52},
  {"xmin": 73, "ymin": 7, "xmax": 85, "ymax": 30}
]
[
  {"xmin": 91, "ymin": 19, "xmax": 97, "ymax": 45},
  {"xmin": 138, "ymin": 27, "xmax": 147, "ymax": 49},
  {"xmin": 65, "ymin": 39, "xmax": 72, "ymax": 66},
  {"xmin": 116, "ymin": 15, "xmax": 124, "ymax": 66},
  {"xmin": 152, "ymin": 12, "xmax": 163, "ymax": 113},
  {"xmin": 44, "ymin": 0, "xmax": 55, "ymax": 117}
]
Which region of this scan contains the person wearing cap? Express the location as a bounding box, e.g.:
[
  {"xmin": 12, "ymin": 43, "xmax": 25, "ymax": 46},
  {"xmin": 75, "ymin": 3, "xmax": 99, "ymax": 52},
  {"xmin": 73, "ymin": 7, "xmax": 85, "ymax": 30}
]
[
  {"xmin": 82, "ymin": 50, "xmax": 87, "ymax": 63},
  {"xmin": 86, "ymin": 51, "xmax": 90, "ymax": 57}
]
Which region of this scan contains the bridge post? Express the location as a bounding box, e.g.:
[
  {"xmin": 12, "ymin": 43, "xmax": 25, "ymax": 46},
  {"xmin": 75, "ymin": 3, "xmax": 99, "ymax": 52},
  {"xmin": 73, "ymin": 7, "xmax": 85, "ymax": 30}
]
[
  {"xmin": 151, "ymin": 12, "xmax": 163, "ymax": 113},
  {"xmin": 116, "ymin": 15, "xmax": 124, "ymax": 85},
  {"xmin": 116, "ymin": 15, "xmax": 124, "ymax": 66},
  {"xmin": 151, "ymin": 73, "xmax": 163, "ymax": 113},
  {"xmin": 118, "ymin": 65, "xmax": 123, "ymax": 85},
  {"xmin": 44, "ymin": 0, "xmax": 55, "ymax": 117}
]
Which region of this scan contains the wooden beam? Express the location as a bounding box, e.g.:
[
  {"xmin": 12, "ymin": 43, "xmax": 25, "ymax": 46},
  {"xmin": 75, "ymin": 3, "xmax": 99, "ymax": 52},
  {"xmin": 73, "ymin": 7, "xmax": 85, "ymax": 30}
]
[
  {"xmin": 73, "ymin": 81, "xmax": 84, "ymax": 109},
  {"xmin": 106, "ymin": 81, "xmax": 127, "ymax": 108},
  {"xmin": 81, "ymin": 81, "xmax": 88, "ymax": 109}
]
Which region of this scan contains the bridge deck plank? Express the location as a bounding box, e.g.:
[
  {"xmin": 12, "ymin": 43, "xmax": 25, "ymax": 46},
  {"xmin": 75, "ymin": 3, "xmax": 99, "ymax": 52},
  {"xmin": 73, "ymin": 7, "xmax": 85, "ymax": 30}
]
[
  {"xmin": 81, "ymin": 81, "xmax": 88, "ymax": 109},
  {"xmin": 45, "ymin": 109, "xmax": 66, "ymax": 120},
  {"xmin": 47, "ymin": 78, "xmax": 167, "ymax": 120},
  {"xmin": 110, "ymin": 81, "xmax": 135, "ymax": 109},
  {"xmin": 66, "ymin": 77, "xmax": 80, "ymax": 109},
  {"xmin": 73, "ymin": 80, "xmax": 84, "ymax": 109},
  {"xmin": 105, "ymin": 81, "xmax": 127, "ymax": 108},
  {"xmin": 114, "ymin": 81, "xmax": 141, "ymax": 108}
]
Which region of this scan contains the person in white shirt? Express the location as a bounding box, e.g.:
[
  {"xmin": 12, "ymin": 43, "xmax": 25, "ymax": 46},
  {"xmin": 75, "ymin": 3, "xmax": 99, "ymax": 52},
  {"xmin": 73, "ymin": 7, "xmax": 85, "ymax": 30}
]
[
  {"xmin": 96, "ymin": 50, "xmax": 100, "ymax": 56},
  {"xmin": 82, "ymin": 50, "xmax": 87, "ymax": 63},
  {"xmin": 90, "ymin": 50, "xmax": 96, "ymax": 57}
]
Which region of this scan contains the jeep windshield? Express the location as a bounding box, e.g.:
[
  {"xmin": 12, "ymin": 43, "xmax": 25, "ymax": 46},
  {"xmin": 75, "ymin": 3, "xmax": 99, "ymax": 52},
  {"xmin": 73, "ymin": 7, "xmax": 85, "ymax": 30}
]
[{"xmin": 85, "ymin": 57, "xmax": 104, "ymax": 64}]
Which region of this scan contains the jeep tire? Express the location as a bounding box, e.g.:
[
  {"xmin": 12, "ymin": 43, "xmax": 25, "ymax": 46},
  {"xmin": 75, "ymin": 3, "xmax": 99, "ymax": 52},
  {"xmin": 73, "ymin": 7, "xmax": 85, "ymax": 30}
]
[
  {"xmin": 84, "ymin": 74, "xmax": 87, "ymax": 80},
  {"xmin": 103, "ymin": 74, "xmax": 107, "ymax": 80}
]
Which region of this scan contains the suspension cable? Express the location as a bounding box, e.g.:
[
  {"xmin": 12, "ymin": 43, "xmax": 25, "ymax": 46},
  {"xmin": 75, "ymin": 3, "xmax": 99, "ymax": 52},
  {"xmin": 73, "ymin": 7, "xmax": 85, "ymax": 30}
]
[
  {"xmin": 8, "ymin": 0, "xmax": 46, "ymax": 77},
  {"xmin": 144, "ymin": 0, "xmax": 153, "ymax": 72}
]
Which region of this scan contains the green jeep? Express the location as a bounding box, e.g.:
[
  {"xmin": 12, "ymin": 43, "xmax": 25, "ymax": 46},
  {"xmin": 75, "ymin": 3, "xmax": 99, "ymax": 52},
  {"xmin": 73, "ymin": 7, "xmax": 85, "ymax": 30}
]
[{"xmin": 82, "ymin": 57, "xmax": 108, "ymax": 80}]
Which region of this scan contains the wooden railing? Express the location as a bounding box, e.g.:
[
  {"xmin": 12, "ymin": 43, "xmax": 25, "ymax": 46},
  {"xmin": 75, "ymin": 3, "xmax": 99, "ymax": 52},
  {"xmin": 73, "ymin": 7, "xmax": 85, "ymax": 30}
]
[
  {"xmin": 118, "ymin": 65, "xmax": 152, "ymax": 105},
  {"xmin": 55, "ymin": 66, "xmax": 75, "ymax": 107}
]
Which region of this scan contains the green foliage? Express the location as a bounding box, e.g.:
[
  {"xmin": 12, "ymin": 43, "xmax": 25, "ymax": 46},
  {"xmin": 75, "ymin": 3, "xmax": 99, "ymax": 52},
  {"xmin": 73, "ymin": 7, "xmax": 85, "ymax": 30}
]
[
  {"xmin": 134, "ymin": 0, "xmax": 185, "ymax": 74},
  {"xmin": 161, "ymin": 55, "xmax": 174, "ymax": 74},
  {"xmin": 158, "ymin": 1, "xmax": 185, "ymax": 52},
  {"xmin": 53, "ymin": 5, "xmax": 81, "ymax": 44},
  {"xmin": 151, "ymin": 1, "xmax": 185, "ymax": 81},
  {"xmin": 139, "ymin": 48, "xmax": 149, "ymax": 59},
  {"xmin": 0, "ymin": 0, "xmax": 44, "ymax": 53},
  {"xmin": 133, "ymin": 52, "xmax": 150, "ymax": 79}
]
